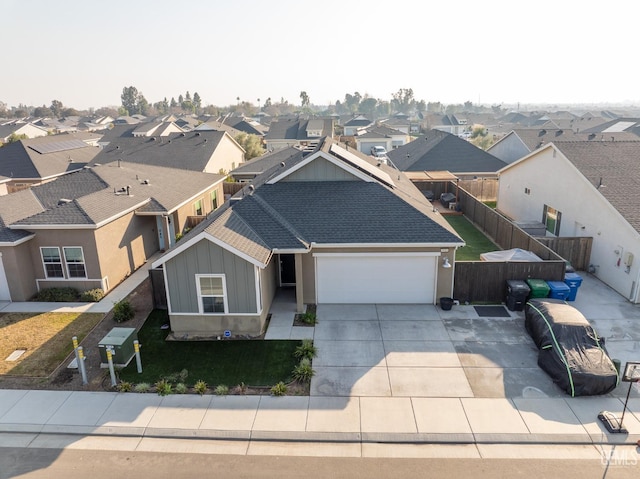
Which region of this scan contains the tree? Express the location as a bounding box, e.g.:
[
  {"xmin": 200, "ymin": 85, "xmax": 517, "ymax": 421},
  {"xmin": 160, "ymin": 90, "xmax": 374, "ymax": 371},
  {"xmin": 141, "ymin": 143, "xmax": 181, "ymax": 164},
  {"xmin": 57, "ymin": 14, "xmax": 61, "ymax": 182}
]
[
  {"xmin": 121, "ymin": 86, "xmax": 139, "ymax": 115},
  {"xmin": 193, "ymin": 92, "xmax": 201, "ymax": 111},
  {"xmin": 391, "ymin": 88, "xmax": 415, "ymax": 114},
  {"xmin": 299, "ymin": 91, "xmax": 310, "ymax": 108},
  {"xmin": 235, "ymin": 132, "xmax": 264, "ymax": 160},
  {"xmin": 170, "ymin": 97, "xmax": 177, "ymax": 108},
  {"xmin": 359, "ymin": 97, "xmax": 377, "ymax": 118},
  {"xmin": 264, "ymin": 97, "xmax": 272, "ymax": 108},
  {"xmin": 136, "ymin": 94, "xmax": 149, "ymax": 116},
  {"xmin": 344, "ymin": 92, "xmax": 362, "ymax": 113},
  {"xmin": 4, "ymin": 133, "xmax": 28, "ymax": 144},
  {"xmin": 95, "ymin": 106, "xmax": 119, "ymax": 118},
  {"xmin": 33, "ymin": 105, "xmax": 53, "ymax": 117},
  {"xmin": 50, "ymin": 100, "xmax": 64, "ymax": 118}
]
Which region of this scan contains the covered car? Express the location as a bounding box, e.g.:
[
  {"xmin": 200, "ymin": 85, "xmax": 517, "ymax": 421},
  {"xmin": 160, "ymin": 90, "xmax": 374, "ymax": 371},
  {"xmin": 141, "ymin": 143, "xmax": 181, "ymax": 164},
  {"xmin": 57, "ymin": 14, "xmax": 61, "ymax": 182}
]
[{"xmin": 525, "ymin": 299, "xmax": 619, "ymax": 396}]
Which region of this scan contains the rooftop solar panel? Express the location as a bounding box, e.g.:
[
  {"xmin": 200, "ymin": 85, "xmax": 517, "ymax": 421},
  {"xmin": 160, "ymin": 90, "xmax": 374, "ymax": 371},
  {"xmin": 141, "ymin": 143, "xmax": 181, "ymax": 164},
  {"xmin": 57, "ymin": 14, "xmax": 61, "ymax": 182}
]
[
  {"xmin": 329, "ymin": 144, "xmax": 395, "ymax": 187},
  {"xmin": 28, "ymin": 139, "xmax": 89, "ymax": 155}
]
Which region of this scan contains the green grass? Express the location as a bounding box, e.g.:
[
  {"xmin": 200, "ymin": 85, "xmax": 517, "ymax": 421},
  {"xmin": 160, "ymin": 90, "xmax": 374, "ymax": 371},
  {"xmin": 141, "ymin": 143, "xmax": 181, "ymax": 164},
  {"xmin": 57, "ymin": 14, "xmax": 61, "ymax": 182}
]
[
  {"xmin": 119, "ymin": 310, "xmax": 300, "ymax": 387},
  {"xmin": 445, "ymin": 216, "xmax": 499, "ymax": 261}
]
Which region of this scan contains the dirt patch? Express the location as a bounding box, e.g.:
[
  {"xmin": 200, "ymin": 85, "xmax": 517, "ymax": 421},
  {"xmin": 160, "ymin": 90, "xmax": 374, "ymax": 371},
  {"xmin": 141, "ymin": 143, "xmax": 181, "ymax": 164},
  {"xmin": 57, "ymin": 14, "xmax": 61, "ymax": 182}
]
[{"xmin": 0, "ymin": 278, "xmax": 154, "ymax": 392}]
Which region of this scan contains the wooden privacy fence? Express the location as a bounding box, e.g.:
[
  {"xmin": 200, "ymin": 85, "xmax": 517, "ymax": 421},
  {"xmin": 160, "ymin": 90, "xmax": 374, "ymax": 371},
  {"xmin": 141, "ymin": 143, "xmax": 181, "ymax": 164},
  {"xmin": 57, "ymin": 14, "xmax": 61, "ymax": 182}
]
[{"xmin": 535, "ymin": 237, "xmax": 593, "ymax": 272}]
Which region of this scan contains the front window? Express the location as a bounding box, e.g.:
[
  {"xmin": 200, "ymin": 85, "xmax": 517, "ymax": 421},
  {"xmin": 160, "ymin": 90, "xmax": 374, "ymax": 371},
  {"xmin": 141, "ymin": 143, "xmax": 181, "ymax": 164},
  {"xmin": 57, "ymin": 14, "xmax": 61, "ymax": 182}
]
[
  {"xmin": 41, "ymin": 247, "xmax": 63, "ymax": 278},
  {"xmin": 194, "ymin": 198, "xmax": 203, "ymax": 216},
  {"xmin": 64, "ymin": 247, "xmax": 86, "ymax": 278},
  {"xmin": 543, "ymin": 205, "xmax": 562, "ymax": 236},
  {"xmin": 197, "ymin": 275, "xmax": 227, "ymax": 313}
]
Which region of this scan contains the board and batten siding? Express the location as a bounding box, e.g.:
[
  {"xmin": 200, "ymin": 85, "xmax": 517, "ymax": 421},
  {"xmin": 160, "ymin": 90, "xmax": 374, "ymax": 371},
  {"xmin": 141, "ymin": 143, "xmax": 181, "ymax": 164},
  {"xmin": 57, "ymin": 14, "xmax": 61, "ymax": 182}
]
[
  {"xmin": 281, "ymin": 157, "xmax": 359, "ymax": 182},
  {"xmin": 166, "ymin": 238, "xmax": 257, "ymax": 314}
]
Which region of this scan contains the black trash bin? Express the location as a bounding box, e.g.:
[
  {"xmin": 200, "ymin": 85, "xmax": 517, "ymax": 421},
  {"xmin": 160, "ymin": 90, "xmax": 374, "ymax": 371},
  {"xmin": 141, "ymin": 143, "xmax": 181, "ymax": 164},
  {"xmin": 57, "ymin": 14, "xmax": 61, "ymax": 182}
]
[
  {"xmin": 440, "ymin": 297, "xmax": 454, "ymax": 311},
  {"xmin": 505, "ymin": 280, "xmax": 531, "ymax": 311}
]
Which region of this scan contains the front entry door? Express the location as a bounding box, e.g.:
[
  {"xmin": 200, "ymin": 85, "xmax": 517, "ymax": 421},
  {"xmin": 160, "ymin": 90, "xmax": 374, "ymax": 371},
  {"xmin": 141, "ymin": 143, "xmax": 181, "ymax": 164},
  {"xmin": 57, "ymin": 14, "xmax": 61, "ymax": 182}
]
[{"xmin": 279, "ymin": 254, "xmax": 296, "ymax": 286}]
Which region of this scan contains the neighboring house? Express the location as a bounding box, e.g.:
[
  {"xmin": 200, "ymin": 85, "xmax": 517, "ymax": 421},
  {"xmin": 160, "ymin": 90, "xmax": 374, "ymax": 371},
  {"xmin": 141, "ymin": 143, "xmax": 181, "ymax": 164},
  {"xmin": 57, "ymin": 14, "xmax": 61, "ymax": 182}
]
[
  {"xmin": 382, "ymin": 116, "xmax": 413, "ymax": 135},
  {"xmin": 131, "ymin": 121, "xmax": 184, "ymax": 137},
  {"xmin": 488, "ymin": 128, "xmax": 640, "ymax": 164},
  {"xmin": 152, "ymin": 137, "xmax": 464, "ymax": 337},
  {"xmin": 230, "ymin": 147, "xmax": 303, "ymax": 182},
  {"xmin": 497, "ymin": 141, "xmax": 640, "ymax": 303},
  {"xmin": 0, "ymin": 161, "xmax": 225, "ymax": 302},
  {"xmin": 265, "ymin": 118, "xmax": 334, "ymax": 151},
  {"xmin": 90, "ymin": 130, "xmax": 245, "ymax": 175},
  {"xmin": 0, "ymin": 123, "xmax": 49, "ymax": 143},
  {"xmin": 343, "ymin": 115, "xmax": 373, "ymax": 136},
  {"xmin": 433, "ymin": 114, "xmax": 468, "ymax": 135},
  {"xmin": 0, "ymin": 135, "xmax": 100, "ymax": 193},
  {"xmin": 215, "ymin": 116, "xmax": 268, "ymax": 136},
  {"xmin": 355, "ymin": 125, "xmax": 409, "ymax": 154},
  {"xmin": 388, "ymin": 130, "xmax": 507, "ymax": 178},
  {"xmin": 581, "ymin": 118, "xmax": 640, "ymax": 137}
]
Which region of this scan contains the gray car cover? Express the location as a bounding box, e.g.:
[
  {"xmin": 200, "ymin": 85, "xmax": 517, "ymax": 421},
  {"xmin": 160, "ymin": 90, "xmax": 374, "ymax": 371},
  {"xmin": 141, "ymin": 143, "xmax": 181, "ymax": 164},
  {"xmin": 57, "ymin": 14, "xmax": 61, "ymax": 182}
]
[{"xmin": 525, "ymin": 299, "xmax": 619, "ymax": 396}]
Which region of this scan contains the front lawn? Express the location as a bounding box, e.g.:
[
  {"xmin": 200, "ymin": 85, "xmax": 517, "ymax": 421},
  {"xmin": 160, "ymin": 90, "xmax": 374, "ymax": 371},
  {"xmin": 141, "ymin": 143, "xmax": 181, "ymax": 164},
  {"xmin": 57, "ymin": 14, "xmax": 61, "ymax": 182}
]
[
  {"xmin": 445, "ymin": 215, "xmax": 499, "ymax": 261},
  {"xmin": 0, "ymin": 312, "xmax": 104, "ymax": 377},
  {"xmin": 118, "ymin": 310, "xmax": 300, "ymax": 388}
]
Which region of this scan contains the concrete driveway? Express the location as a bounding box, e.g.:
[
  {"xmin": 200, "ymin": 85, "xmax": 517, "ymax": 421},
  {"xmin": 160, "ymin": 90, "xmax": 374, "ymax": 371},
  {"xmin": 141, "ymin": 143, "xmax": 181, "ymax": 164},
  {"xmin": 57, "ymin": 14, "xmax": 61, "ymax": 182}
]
[{"xmin": 310, "ymin": 274, "xmax": 640, "ymax": 399}]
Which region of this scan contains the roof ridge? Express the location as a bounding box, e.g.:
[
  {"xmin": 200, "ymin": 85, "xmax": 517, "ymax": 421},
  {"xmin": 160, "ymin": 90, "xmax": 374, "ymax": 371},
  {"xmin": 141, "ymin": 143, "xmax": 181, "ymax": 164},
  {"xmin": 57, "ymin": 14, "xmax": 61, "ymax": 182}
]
[{"xmin": 249, "ymin": 193, "xmax": 309, "ymax": 248}]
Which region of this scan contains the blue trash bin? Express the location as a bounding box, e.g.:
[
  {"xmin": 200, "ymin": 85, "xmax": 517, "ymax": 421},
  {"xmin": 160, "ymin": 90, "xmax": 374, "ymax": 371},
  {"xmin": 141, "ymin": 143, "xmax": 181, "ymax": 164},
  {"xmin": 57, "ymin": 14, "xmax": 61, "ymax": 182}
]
[
  {"xmin": 547, "ymin": 281, "xmax": 571, "ymax": 300},
  {"xmin": 564, "ymin": 272, "xmax": 583, "ymax": 301}
]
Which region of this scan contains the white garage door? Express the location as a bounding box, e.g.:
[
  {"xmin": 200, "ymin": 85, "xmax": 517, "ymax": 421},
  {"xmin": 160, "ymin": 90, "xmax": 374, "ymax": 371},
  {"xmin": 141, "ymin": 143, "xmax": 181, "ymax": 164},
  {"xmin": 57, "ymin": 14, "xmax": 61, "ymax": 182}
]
[{"xmin": 315, "ymin": 253, "xmax": 437, "ymax": 304}]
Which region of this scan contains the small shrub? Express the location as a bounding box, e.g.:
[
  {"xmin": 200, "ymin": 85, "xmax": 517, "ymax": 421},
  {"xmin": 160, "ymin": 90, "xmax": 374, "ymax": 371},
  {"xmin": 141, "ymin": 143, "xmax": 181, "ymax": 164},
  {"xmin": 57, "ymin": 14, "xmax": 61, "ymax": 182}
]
[
  {"xmin": 300, "ymin": 312, "xmax": 317, "ymax": 325},
  {"xmin": 155, "ymin": 379, "xmax": 172, "ymax": 396},
  {"xmin": 292, "ymin": 358, "xmax": 315, "ymax": 383},
  {"xmin": 79, "ymin": 288, "xmax": 105, "ymax": 302},
  {"xmin": 117, "ymin": 380, "xmax": 132, "ymax": 392},
  {"xmin": 294, "ymin": 339, "xmax": 317, "ymax": 360},
  {"xmin": 194, "ymin": 380, "xmax": 208, "ymax": 395},
  {"xmin": 214, "ymin": 384, "xmax": 229, "ymax": 396},
  {"xmin": 235, "ymin": 382, "xmax": 247, "ymax": 395},
  {"xmin": 113, "ymin": 300, "xmax": 135, "ymax": 323},
  {"xmin": 35, "ymin": 287, "xmax": 79, "ymax": 302},
  {"xmin": 178, "ymin": 368, "xmax": 189, "ymax": 382},
  {"xmin": 134, "ymin": 382, "xmax": 151, "ymax": 393},
  {"xmin": 175, "ymin": 383, "xmax": 188, "ymax": 394},
  {"xmin": 271, "ymin": 382, "xmax": 288, "ymax": 396}
]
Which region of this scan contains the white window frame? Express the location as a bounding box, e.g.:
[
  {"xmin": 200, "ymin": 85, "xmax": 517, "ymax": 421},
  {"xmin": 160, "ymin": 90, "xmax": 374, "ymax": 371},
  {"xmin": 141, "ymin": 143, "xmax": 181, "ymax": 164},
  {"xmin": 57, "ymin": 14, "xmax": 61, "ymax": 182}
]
[
  {"xmin": 63, "ymin": 246, "xmax": 87, "ymax": 279},
  {"xmin": 41, "ymin": 247, "xmax": 63, "ymax": 278},
  {"xmin": 195, "ymin": 274, "xmax": 228, "ymax": 314}
]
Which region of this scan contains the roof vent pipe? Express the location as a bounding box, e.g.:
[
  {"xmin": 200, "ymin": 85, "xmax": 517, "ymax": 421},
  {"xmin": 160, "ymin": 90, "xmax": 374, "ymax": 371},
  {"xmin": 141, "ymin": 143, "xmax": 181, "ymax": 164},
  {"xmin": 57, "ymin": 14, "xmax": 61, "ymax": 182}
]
[{"xmin": 126, "ymin": 185, "xmax": 131, "ymax": 196}]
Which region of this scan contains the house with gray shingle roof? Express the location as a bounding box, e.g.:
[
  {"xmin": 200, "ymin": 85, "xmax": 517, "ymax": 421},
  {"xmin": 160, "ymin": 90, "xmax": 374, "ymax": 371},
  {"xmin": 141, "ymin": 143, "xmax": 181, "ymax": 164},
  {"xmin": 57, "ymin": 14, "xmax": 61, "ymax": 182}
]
[
  {"xmin": 265, "ymin": 118, "xmax": 334, "ymax": 151},
  {"xmin": 488, "ymin": 128, "xmax": 640, "ymax": 164},
  {"xmin": 152, "ymin": 137, "xmax": 464, "ymax": 337},
  {"xmin": 0, "ymin": 122, "xmax": 49, "ymax": 144},
  {"xmin": 0, "ymin": 161, "xmax": 225, "ymax": 302},
  {"xmin": 90, "ymin": 130, "xmax": 245, "ymax": 175},
  {"xmin": 0, "ymin": 135, "xmax": 101, "ymax": 193},
  {"xmin": 343, "ymin": 115, "xmax": 373, "ymax": 136},
  {"xmin": 387, "ymin": 130, "xmax": 507, "ymax": 178},
  {"xmin": 497, "ymin": 141, "xmax": 640, "ymax": 303},
  {"xmin": 355, "ymin": 124, "xmax": 409, "ymax": 155}
]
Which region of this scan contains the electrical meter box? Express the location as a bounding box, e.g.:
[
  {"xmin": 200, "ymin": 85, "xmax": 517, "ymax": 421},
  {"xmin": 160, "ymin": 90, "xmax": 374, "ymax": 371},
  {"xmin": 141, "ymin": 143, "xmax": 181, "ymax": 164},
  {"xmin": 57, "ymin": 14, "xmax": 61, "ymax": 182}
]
[{"xmin": 98, "ymin": 327, "xmax": 137, "ymax": 367}]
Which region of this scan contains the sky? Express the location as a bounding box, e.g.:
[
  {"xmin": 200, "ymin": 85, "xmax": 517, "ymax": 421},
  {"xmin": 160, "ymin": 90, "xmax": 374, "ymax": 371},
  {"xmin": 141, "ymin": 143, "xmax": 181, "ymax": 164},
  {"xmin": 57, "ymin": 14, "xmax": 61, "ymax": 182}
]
[{"xmin": 2, "ymin": 0, "xmax": 639, "ymax": 111}]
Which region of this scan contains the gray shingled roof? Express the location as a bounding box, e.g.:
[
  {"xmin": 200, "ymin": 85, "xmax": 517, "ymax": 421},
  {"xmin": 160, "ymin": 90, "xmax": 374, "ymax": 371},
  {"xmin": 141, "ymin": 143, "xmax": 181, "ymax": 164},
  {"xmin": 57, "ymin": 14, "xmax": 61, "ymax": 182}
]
[
  {"xmin": 357, "ymin": 125, "xmax": 406, "ymax": 139},
  {"xmin": 8, "ymin": 161, "xmax": 224, "ymax": 228},
  {"xmin": 176, "ymin": 138, "xmax": 462, "ymax": 263},
  {"xmin": 231, "ymin": 147, "xmax": 304, "ymax": 177},
  {"xmin": 265, "ymin": 119, "xmax": 333, "ymax": 141},
  {"xmin": 388, "ymin": 130, "xmax": 507, "ymax": 173},
  {"xmin": 507, "ymin": 129, "xmax": 640, "ymax": 152},
  {"xmin": 0, "ymin": 136, "xmax": 99, "ymax": 180},
  {"xmin": 554, "ymin": 141, "xmax": 640, "ymax": 232},
  {"xmin": 90, "ymin": 131, "xmax": 227, "ymax": 171},
  {"xmin": 0, "ymin": 189, "xmax": 42, "ymax": 243}
]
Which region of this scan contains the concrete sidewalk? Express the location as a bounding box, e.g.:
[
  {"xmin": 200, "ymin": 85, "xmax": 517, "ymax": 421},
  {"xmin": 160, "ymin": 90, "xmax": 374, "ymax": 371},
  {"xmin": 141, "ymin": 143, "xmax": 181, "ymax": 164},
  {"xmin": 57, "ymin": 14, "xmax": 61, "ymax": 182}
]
[{"xmin": 0, "ymin": 389, "xmax": 639, "ymax": 448}]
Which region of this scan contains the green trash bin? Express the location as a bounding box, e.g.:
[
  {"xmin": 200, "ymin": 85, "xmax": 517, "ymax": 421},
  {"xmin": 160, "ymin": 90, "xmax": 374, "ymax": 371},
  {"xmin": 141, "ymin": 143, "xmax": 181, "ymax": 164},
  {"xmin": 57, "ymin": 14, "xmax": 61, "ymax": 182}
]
[{"xmin": 526, "ymin": 279, "xmax": 550, "ymax": 298}]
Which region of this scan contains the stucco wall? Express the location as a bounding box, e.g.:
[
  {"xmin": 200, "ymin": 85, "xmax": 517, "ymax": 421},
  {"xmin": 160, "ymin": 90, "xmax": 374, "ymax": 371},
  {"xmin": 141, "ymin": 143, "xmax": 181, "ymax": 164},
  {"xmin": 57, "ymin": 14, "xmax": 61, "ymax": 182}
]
[
  {"xmin": 0, "ymin": 242, "xmax": 37, "ymax": 301},
  {"xmin": 206, "ymin": 135, "xmax": 245, "ymax": 174},
  {"xmin": 498, "ymin": 146, "xmax": 640, "ymax": 301}
]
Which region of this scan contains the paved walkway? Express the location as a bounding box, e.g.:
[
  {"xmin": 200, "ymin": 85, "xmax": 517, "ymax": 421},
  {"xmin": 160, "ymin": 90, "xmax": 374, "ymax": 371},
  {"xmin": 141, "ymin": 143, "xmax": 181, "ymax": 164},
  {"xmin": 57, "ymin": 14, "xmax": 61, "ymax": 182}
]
[{"xmin": 1, "ymin": 271, "xmax": 640, "ymax": 458}]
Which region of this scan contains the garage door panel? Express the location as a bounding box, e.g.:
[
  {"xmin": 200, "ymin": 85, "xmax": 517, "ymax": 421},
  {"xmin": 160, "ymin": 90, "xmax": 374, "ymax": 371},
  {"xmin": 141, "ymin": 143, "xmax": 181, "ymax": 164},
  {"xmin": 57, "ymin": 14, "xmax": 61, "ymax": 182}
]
[{"xmin": 316, "ymin": 255, "xmax": 436, "ymax": 304}]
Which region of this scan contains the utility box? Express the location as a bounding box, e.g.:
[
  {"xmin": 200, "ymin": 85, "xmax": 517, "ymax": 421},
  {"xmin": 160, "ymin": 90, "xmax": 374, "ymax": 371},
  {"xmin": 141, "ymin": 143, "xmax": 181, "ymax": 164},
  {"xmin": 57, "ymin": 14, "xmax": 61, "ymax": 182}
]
[{"xmin": 98, "ymin": 327, "xmax": 137, "ymax": 367}]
